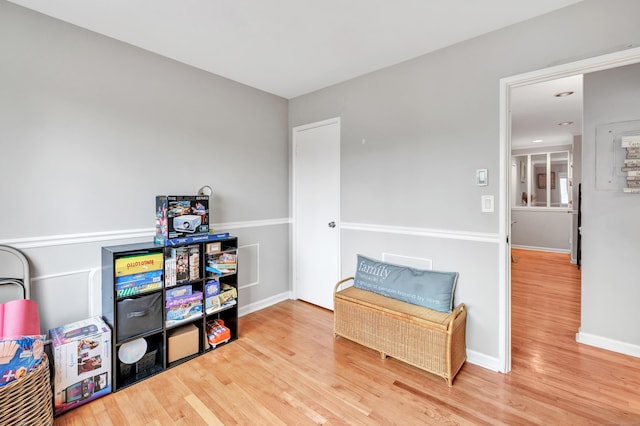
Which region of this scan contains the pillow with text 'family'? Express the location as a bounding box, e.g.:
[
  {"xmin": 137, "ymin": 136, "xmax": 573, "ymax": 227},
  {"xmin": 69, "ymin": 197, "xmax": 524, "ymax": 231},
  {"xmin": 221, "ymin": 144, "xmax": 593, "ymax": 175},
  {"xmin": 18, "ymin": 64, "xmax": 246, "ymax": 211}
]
[{"xmin": 353, "ymin": 254, "xmax": 458, "ymax": 313}]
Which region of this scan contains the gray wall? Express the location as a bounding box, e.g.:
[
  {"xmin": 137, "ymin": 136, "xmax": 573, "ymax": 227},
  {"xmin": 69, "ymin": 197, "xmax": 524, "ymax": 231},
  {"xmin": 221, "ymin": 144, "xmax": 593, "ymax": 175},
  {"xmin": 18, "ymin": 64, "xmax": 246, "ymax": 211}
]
[
  {"xmin": 580, "ymin": 62, "xmax": 640, "ymax": 347},
  {"xmin": 0, "ymin": 1, "xmax": 291, "ymax": 331},
  {"xmin": 289, "ymin": 0, "xmax": 640, "ymax": 366},
  {"xmin": 3, "ymin": 0, "xmax": 640, "ymax": 366},
  {"xmin": 511, "ymin": 209, "xmax": 572, "ymax": 251}
]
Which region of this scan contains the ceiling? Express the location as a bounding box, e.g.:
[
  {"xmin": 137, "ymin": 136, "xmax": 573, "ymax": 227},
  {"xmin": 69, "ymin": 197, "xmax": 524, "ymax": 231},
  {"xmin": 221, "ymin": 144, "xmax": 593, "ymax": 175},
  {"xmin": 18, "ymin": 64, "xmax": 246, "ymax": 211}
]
[
  {"xmin": 511, "ymin": 75, "xmax": 583, "ymax": 149},
  {"xmin": 8, "ymin": 0, "xmax": 583, "ymax": 99},
  {"xmin": 8, "ymin": 0, "xmax": 585, "ymax": 147}
]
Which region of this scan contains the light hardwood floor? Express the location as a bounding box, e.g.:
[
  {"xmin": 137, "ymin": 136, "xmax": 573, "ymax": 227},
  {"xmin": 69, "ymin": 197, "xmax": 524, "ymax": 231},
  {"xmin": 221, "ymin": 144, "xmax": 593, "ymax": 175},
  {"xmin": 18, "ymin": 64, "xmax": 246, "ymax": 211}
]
[{"xmin": 55, "ymin": 249, "xmax": 640, "ymax": 425}]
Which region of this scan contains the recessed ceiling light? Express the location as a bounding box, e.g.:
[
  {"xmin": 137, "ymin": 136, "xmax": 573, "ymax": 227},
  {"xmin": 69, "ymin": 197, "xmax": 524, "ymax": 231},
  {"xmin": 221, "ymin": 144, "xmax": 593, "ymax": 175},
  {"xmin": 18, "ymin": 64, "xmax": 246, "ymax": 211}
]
[
  {"xmin": 558, "ymin": 121, "xmax": 573, "ymax": 126},
  {"xmin": 532, "ymin": 139, "xmax": 543, "ymax": 143},
  {"xmin": 554, "ymin": 91, "xmax": 575, "ymax": 97}
]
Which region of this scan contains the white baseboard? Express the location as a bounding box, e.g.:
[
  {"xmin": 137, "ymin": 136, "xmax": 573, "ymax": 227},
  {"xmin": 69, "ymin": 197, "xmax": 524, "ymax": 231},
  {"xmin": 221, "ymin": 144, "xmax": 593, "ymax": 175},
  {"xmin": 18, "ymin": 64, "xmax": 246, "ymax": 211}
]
[
  {"xmin": 576, "ymin": 330, "xmax": 640, "ymax": 358},
  {"xmin": 239, "ymin": 291, "xmax": 293, "ymax": 317},
  {"xmin": 466, "ymin": 349, "xmax": 501, "ymax": 372},
  {"xmin": 511, "ymin": 245, "xmax": 570, "ymax": 254}
]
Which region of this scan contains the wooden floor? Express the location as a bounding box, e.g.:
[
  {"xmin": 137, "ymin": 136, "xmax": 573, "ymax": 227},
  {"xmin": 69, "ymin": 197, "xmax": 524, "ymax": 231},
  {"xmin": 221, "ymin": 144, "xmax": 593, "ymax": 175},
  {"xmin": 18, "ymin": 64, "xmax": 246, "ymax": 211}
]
[{"xmin": 55, "ymin": 249, "xmax": 640, "ymax": 425}]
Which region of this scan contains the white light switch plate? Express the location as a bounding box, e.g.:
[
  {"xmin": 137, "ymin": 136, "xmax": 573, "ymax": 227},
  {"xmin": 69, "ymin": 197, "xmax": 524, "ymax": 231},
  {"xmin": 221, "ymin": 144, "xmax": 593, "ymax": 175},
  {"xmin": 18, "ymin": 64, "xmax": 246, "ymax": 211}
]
[{"xmin": 481, "ymin": 195, "xmax": 494, "ymax": 212}]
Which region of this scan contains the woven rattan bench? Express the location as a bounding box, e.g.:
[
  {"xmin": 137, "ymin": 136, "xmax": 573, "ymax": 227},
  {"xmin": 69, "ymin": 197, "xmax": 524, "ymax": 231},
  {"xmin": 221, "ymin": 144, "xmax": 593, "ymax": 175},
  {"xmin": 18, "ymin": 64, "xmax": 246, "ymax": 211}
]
[{"xmin": 333, "ymin": 277, "xmax": 467, "ymax": 386}]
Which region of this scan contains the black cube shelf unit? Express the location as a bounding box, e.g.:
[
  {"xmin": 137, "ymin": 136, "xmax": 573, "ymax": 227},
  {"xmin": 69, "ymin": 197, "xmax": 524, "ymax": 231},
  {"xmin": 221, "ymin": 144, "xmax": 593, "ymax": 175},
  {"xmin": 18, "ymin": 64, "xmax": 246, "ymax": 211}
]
[{"xmin": 101, "ymin": 236, "xmax": 238, "ymax": 391}]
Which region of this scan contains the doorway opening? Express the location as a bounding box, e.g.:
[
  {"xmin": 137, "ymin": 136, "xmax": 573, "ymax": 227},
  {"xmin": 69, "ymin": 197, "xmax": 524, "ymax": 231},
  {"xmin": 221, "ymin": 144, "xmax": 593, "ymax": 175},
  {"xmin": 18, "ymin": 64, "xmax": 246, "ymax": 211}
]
[{"xmin": 499, "ymin": 46, "xmax": 640, "ymax": 373}]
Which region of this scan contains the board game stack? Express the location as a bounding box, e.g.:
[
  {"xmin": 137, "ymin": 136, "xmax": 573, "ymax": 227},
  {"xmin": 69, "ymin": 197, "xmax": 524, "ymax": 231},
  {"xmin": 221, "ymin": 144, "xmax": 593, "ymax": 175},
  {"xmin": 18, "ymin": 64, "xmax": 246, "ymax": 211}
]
[{"xmin": 114, "ymin": 253, "xmax": 163, "ymax": 298}]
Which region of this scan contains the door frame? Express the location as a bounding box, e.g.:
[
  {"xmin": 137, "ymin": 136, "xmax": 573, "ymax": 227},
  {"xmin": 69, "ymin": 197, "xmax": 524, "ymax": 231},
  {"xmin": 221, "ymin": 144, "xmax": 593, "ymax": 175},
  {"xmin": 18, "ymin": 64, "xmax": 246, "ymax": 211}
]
[
  {"xmin": 499, "ymin": 46, "xmax": 640, "ymax": 373},
  {"xmin": 291, "ymin": 117, "xmax": 341, "ymax": 304}
]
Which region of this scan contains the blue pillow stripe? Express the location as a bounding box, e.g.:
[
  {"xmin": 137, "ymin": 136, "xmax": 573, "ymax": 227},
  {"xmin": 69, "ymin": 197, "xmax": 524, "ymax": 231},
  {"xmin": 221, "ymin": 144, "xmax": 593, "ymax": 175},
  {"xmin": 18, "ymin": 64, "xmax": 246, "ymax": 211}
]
[{"xmin": 353, "ymin": 254, "xmax": 458, "ymax": 313}]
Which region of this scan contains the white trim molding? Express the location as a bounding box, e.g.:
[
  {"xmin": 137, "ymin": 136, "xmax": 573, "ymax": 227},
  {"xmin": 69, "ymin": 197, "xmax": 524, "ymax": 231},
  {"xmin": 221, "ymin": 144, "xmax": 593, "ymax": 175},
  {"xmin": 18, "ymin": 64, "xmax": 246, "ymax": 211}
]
[
  {"xmin": 341, "ymin": 222, "xmax": 501, "ymax": 244},
  {"xmin": 238, "ymin": 243, "xmax": 260, "ymax": 290},
  {"xmin": 238, "ymin": 291, "xmax": 292, "ymax": 318},
  {"xmin": 218, "ymin": 218, "xmax": 291, "ymax": 230},
  {"xmin": 0, "ymin": 229, "xmax": 155, "ymax": 249},
  {"xmin": 576, "ymin": 331, "xmax": 640, "ymax": 359},
  {"xmin": 466, "ymin": 350, "xmax": 501, "ymax": 372},
  {"xmin": 0, "ymin": 218, "xmax": 291, "ymax": 250}
]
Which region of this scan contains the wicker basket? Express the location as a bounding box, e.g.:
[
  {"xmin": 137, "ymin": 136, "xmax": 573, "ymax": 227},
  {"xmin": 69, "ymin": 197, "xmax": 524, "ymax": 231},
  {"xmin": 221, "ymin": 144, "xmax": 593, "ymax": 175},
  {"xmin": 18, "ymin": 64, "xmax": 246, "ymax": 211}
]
[
  {"xmin": 334, "ymin": 278, "xmax": 467, "ymax": 386},
  {"xmin": 0, "ymin": 353, "xmax": 53, "ymax": 425}
]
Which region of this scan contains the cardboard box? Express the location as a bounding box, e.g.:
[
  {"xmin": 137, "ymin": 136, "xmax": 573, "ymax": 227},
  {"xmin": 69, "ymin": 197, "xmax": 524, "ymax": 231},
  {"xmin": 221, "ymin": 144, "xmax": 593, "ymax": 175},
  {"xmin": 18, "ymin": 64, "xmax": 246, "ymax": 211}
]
[
  {"xmin": 167, "ymin": 324, "xmax": 199, "ymax": 363},
  {"xmin": 205, "ymin": 242, "xmax": 221, "ymax": 253},
  {"xmin": 155, "ymin": 195, "xmax": 209, "ymax": 243},
  {"xmin": 49, "ymin": 317, "xmax": 112, "ymax": 416}
]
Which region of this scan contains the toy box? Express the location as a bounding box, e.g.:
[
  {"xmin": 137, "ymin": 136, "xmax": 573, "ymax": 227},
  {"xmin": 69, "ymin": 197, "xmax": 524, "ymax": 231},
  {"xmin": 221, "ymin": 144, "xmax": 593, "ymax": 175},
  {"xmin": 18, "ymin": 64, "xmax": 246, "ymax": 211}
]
[
  {"xmin": 155, "ymin": 195, "xmax": 209, "ymax": 243},
  {"xmin": 49, "ymin": 316, "xmax": 111, "ymax": 416}
]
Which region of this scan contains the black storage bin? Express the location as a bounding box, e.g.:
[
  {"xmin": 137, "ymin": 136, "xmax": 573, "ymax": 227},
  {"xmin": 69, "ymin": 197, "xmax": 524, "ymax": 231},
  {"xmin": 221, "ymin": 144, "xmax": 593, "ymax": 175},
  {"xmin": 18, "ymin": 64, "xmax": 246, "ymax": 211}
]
[{"xmin": 116, "ymin": 293, "xmax": 162, "ymax": 341}]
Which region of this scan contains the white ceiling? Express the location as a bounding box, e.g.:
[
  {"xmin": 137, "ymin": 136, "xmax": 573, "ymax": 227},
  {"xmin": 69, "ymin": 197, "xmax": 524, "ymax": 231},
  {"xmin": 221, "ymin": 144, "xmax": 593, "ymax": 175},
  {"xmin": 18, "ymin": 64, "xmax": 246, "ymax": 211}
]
[
  {"xmin": 8, "ymin": 0, "xmax": 583, "ymax": 99},
  {"xmin": 511, "ymin": 75, "xmax": 583, "ymax": 149},
  {"xmin": 8, "ymin": 0, "xmax": 585, "ymax": 148}
]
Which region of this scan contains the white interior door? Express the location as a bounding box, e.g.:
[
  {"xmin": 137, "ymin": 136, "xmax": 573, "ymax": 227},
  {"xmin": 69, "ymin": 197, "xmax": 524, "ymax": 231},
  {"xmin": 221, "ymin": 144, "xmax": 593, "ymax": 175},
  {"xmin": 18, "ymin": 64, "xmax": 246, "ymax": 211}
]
[{"xmin": 293, "ymin": 118, "xmax": 340, "ymax": 310}]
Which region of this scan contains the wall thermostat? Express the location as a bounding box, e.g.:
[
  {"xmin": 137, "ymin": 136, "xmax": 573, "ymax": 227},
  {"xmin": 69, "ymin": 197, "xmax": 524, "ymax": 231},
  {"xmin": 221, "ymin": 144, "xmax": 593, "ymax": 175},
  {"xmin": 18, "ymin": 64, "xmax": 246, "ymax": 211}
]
[{"xmin": 476, "ymin": 169, "xmax": 488, "ymax": 186}]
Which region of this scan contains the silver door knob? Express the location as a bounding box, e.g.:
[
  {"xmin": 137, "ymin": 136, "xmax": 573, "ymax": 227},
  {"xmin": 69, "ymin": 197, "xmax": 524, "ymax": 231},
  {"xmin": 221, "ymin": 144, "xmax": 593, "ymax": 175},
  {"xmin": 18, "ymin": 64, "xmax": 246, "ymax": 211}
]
[{"xmin": 328, "ymin": 221, "xmax": 336, "ymax": 228}]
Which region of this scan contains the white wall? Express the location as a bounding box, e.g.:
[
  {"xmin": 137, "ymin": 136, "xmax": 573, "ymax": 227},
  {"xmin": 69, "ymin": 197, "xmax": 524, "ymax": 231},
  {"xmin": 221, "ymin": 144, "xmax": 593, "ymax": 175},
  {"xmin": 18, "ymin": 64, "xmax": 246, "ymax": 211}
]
[
  {"xmin": 289, "ymin": 0, "xmax": 640, "ymax": 367},
  {"xmin": 578, "ymin": 62, "xmax": 640, "ymax": 355},
  {"xmin": 0, "ymin": 2, "xmax": 291, "ymax": 332}
]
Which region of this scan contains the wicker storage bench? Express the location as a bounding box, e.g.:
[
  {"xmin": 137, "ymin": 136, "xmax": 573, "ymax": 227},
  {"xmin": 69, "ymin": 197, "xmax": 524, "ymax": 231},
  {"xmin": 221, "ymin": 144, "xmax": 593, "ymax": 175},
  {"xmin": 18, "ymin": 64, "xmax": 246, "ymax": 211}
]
[{"xmin": 334, "ymin": 277, "xmax": 467, "ymax": 386}]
